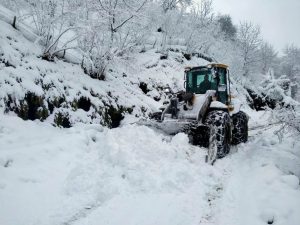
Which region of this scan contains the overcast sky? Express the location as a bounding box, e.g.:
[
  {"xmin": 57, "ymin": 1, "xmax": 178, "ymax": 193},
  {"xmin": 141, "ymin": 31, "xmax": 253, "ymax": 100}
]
[{"xmin": 212, "ymin": 0, "xmax": 300, "ymax": 53}]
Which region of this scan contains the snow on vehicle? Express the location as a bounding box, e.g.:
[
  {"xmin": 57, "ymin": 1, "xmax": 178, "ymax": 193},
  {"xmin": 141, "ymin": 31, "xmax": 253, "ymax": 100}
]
[{"xmin": 150, "ymin": 63, "xmax": 248, "ymax": 164}]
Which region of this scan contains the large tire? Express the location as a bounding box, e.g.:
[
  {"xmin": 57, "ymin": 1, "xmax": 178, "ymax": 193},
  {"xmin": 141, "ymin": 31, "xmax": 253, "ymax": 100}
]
[
  {"xmin": 150, "ymin": 112, "xmax": 162, "ymax": 121},
  {"xmin": 187, "ymin": 123, "xmax": 210, "ymax": 147},
  {"xmin": 231, "ymin": 111, "xmax": 248, "ymax": 145},
  {"xmin": 205, "ymin": 110, "xmax": 231, "ymax": 164}
]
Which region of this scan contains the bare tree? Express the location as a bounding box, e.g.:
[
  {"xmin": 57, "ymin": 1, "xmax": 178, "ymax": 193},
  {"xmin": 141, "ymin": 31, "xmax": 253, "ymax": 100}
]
[
  {"xmin": 20, "ymin": 0, "xmax": 80, "ymax": 60},
  {"xmin": 237, "ymin": 21, "xmax": 262, "ymax": 78},
  {"xmin": 217, "ymin": 14, "xmax": 237, "ymax": 40},
  {"xmin": 175, "ymin": 0, "xmax": 214, "ymax": 54},
  {"xmin": 78, "ymin": 0, "xmax": 148, "ymax": 79},
  {"xmin": 279, "ymin": 44, "xmax": 300, "ymax": 99},
  {"xmin": 259, "ymin": 42, "xmax": 278, "ymax": 74},
  {"xmin": 280, "ymin": 44, "xmax": 300, "ymax": 80},
  {"xmin": 160, "ymin": 0, "xmax": 192, "ymax": 12}
]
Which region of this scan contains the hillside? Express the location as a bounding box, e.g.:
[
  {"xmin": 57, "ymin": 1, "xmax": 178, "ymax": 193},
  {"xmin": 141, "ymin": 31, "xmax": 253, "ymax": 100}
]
[{"xmin": 0, "ymin": 18, "xmax": 212, "ymax": 127}]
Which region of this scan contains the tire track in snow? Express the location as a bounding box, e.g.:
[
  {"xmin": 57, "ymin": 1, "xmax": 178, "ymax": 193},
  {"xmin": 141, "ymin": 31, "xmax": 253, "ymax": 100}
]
[
  {"xmin": 61, "ymin": 123, "xmax": 298, "ymax": 225},
  {"xmin": 210, "ymin": 125, "xmax": 300, "ymax": 225},
  {"xmin": 60, "ymin": 125, "xmax": 274, "ymax": 225},
  {"xmin": 198, "ymin": 162, "xmax": 233, "ymax": 225},
  {"xmin": 61, "ymin": 201, "xmax": 104, "ymax": 225}
]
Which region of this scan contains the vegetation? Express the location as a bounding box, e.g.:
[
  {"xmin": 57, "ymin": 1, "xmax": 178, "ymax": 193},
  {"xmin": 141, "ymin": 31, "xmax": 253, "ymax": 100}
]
[{"xmin": 1, "ymin": 0, "xmax": 299, "ymax": 131}]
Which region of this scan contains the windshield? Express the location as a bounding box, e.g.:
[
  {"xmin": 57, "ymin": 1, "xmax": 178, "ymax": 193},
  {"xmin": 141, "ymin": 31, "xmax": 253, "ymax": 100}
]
[
  {"xmin": 185, "ymin": 67, "xmax": 228, "ymax": 103},
  {"xmin": 186, "ymin": 68, "xmax": 217, "ymax": 94}
]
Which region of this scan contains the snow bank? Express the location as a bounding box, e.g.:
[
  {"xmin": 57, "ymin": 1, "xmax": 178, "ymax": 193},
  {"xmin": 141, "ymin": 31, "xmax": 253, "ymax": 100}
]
[
  {"xmin": 215, "ymin": 124, "xmax": 300, "ymax": 225},
  {"xmin": 1, "ymin": 112, "xmax": 299, "ymax": 225},
  {"xmin": 0, "ymin": 114, "xmax": 212, "ymax": 225}
]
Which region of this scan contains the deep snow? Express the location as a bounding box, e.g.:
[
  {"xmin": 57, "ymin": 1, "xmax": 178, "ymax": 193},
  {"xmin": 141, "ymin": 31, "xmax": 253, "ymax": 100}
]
[{"xmin": 1, "ymin": 111, "xmax": 299, "ymax": 225}]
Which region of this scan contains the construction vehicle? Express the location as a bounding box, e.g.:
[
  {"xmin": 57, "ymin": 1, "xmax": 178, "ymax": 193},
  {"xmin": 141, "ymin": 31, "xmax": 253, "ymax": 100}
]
[{"xmin": 150, "ymin": 63, "xmax": 248, "ymax": 164}]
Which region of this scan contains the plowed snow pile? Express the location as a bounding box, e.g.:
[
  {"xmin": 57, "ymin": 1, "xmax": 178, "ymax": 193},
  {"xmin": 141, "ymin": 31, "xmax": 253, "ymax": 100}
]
[{"xmin": 1, "ymin": 112, "xmax": 300, "ymax": 225}]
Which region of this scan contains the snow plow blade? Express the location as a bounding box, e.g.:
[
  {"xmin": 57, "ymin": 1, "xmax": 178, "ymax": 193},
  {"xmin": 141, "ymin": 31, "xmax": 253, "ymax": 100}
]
[
  {"xmin": 136, "ymin": 119, "xmax": 210, "ymax": 146},
  {"xmin": 135, "ymin": 118, "xmax": 191, "ymax": 134}
]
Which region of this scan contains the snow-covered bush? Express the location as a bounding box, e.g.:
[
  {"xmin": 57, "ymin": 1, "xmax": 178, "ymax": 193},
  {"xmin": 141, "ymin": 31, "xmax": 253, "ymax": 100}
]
[
  {"xmin": 262, "ymin": 70, "xmax": 300, "ymax": 138},
  {"xmin": 17, "ymin": 0, "xmax": 79, "ymax": 60},
  {"xmin": 272, "ymin": 105, "xmax": 300, "ymax": 140},
  {"xmin": 77, "ymin": 0, "xmax": 149, "ymax": 79},
  {"xmin": 278, "ymin": 44, "xmax": 300, "ymax": 100},
  {"xmin": 237, "ymin": 21, "xmax": 262, "ymax": 80}
]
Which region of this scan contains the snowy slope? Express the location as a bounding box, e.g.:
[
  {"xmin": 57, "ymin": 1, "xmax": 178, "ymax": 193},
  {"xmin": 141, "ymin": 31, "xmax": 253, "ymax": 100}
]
[
  {"xmin": 0, "ymin": 18, "xmax": 210, "ymax": 127},
  {"xmin": 1, "ymin": 111, "xmax": 300, "ymax": 225}
]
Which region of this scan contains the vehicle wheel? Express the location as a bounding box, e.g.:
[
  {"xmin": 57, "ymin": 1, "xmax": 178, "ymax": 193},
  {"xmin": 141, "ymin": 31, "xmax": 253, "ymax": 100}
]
[
  {"xmin": 205, "ymin": 110, "xmax": 231, "ymax": 164},
  {"xmin": 231, "ymin": 111, "xmax": 248, "ymax": 145},
  {"xmin": 187, "ymin": 123, "xmax": 210, "ymax": 147}
]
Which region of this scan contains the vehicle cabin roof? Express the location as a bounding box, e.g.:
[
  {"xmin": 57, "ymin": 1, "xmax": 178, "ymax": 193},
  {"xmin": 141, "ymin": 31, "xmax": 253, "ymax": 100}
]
[{"xmin": 185, "ymin": 63, "xmax": 229, "ymax": 71}]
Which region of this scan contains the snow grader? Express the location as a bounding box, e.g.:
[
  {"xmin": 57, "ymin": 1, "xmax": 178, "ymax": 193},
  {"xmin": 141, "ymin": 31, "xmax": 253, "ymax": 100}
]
[{"xmin": 150, "ymin": 63, "xmax": 248, "ymax": 164}]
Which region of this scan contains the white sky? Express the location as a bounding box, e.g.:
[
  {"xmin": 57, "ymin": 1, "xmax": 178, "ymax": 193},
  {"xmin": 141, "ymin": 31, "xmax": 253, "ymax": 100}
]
[{"xmin": 211, "ymin": 0, "xmax": 300, "ymax": 53}]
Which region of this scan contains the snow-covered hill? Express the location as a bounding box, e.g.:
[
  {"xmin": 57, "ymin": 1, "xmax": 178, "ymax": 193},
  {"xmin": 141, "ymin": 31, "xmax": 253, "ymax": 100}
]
[{"xmin": 0, "ymin": 17, "xmax": 211, "ymax": 127}]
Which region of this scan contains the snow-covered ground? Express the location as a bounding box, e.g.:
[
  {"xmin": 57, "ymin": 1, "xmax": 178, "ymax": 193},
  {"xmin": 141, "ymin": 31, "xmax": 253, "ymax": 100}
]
[{"xmin": 1, "ymin": 111, "xmax": 299, "ymax": 225}]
